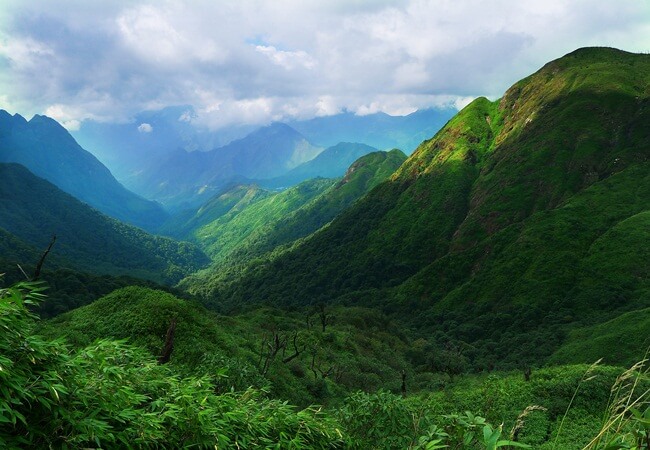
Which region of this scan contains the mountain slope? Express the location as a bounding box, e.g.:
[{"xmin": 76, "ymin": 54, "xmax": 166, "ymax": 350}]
[
  {"xmin": 192, "ymin": 178, "xmax": 336, "ymax": 262},
  {"xmin": 133, "ymin": 123, "xmax": 322, "ymax": 209},
  {"xmin": 260, "ymin": 142, "xmax": 378, "ymax": 188},
  {"xmin": 548, "ymin": 306, "xmax": 650, "ymax": 367},
  {"xmin": 195, "ymin": 47, "xmax": 650, "ymax": 368},
  {"xmin": 0, "ymin": 163, "xmax": 209, "ymax": 284},
  {"xmin": 178, "ymin": 149, "xmax": 406, "ymax": 276},
  {"xmin": 0, "ymin": 111, "xmax": 168, "ymax": 230},
  {"xmin": 218, "ymin": 149, "xmax": 408, "ymax": 267},
  {"xmin": 159, "ymin": 184, "xmax": 272, "ymax": 239}
]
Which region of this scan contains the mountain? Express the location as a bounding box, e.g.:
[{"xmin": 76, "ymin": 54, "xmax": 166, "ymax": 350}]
[
  {"xmin": 171, "ymin": 149, "xmax": 406, "ymax": 265},
  {"xmin": 187, "ymin": 178, "xmax": 336, "ymax": 262},
  {"xmin": 288, "ymin": 108, "xmax": 455, "ymax": 152},
  {"xmin": 260, "ymin": 142, "xmax": 378, "ymax": 188},
  {"xmin": 191, "ymin": 47, "xmax": 650, "ymax": 369},
  {"xmin": 72, "ymin": 106, "xmax": 256, "ymax": 184},
  {"xmin": 72, "ymin": 107, "xmax": 453, "ymax": 192},
  {"xmin": 0, "ymin": 110, "xmax": 167, "ymax": 231},
  {"xmin": 0, "ymin": 163, "xmax": 209, "ymax": 284},
  {"xmin": 132, "ymin": 123, "xmax": 322, "ymax": 210},
  {"xmin": 159, "ymin": 184, "xmax": 272, "ymax": 239},
  {"xmin": 182, "ymin": 149, "xmax": 407, "ymax": 297}
]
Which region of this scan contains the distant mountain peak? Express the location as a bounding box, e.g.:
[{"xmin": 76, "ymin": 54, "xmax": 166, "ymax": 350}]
[{"xmin": 0, "ymin": 109, "xmax": 168, "ymax": 230}]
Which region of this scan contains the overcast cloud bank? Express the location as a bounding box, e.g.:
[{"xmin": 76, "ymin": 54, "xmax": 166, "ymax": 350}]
[{"xmin": 1, "ymin": 0, "xmax": 648, "ymax": 130}]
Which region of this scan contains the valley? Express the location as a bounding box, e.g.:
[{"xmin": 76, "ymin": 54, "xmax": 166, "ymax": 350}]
[{"xmin": 1, "ymin": 47, "xmax": 648, "ymax": 449}]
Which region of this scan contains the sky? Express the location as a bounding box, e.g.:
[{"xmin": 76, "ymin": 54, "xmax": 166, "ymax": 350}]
[{"xmin": 1, "ymin": 0, "xmax": 649, "ymax": 131}]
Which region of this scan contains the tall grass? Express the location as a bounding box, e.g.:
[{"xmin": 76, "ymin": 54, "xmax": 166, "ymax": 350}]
[{"xmin": 583, "ymin": 348, "xmax": 650, "ymax": 449}]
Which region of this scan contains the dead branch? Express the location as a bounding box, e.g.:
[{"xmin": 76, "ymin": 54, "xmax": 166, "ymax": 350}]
[{"xmin": 33, "ymin": 235, "xmax": 56, "ymax": 281}]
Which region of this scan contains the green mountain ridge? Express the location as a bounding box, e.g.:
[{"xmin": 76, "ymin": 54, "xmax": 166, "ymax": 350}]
[
  {"xmin": 180, "ymin": 149, "xmax": 407, "ymax": 296},
  {"xmin": 190, "ymin": 47, "xmax": 650, "ymax": 368},
  {"xmin": 0, "ymin": 110, "xmax": 168, "ymax": 231},
  {"xmin": 0, "ymin": 163, "xmax": 209, "ymax": 284}
]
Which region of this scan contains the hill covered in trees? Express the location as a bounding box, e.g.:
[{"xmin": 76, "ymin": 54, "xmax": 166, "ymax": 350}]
[
  {"xmin": 0, "ymin": 163, "xmax": 209, "ymax": 284},
  {"xmin": 187, "ymin": 47, "xmax": 650, "ymax": 370}
]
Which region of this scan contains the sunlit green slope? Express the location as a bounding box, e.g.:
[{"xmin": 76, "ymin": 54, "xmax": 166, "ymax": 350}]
[
  {"xmin": 194, "ymin": 47, "xmax": 649, "ymax": 368},
  {"xmin": 181, "ymin": 150, "xmax": 406, "ymax": 295}
]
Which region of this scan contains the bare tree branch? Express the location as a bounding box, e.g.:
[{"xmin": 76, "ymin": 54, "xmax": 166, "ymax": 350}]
[{"xmin": 33, "ymin": 235, "xmax": 56, "ymax": 281}]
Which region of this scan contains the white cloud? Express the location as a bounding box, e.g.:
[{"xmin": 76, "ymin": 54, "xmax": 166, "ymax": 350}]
[
  {"xmin": 255, "ymin": 45, "xmax": 317, "ymax": 70},
  {"xmin": 454, "ymin": 96, "xmax": 476, "ymax": 110},
  {"xmin": 178, "ymin": 110, "xmax": 194, "ymax": 122},
  {"xmin": 0, "ymin": 37, "xmax": 54, "ymax": 70},
  {"xmin": 62, "ymin": 119, "xmax": 80, "ymax": 131},
  {"xmin": 138, "ymin": 123, "xmax": 153, "ymax": 133},
  {"xmin": 1, "ymin": 0, "xmax": 649, "ymax": 128}
]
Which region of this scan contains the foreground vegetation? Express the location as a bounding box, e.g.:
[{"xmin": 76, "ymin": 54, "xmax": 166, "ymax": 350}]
[{"xmin": 3, "ymin": 281, "xmax": 647, "ymax": 449}]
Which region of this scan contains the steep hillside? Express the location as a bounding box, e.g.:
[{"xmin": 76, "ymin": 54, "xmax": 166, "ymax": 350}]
[
  {"xmin": 548, "ymin": 307, "xmax": 650, "ymax": 367},
  {"xmin": 261, "ymin": 142, "xmax": 378, "ymax": 188},
  {"xmin": 195, "ymin": 48, "xmax": 650, "ymax": 368},
  {"xmin": 133, "ymin": 123, "xmax": 322, "ymax": 209},
  {"xmin": 180, "ymin": 149, "xmax": 406, "ymax": 292},
  {"xmin": 0, "ymin": 163, "xmax": 209, "ymax": 284},
  {"xmin": 235, "ymin": 150, "xmax": 408, "ymax": 262},
  {"xmin": 0, "ymin": 111, "xmax": 168, "ymax": 230},
  {"xmin": 192, "ymin": 178, "xmax": 336, "ymax": 261},
  {"xmin": 159, "ymin": 184, "xmax": 271, "ymax": 239}
]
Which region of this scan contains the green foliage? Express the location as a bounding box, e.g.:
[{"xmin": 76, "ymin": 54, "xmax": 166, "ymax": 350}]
[
  {"xmin": 185, "ymin": 48, "xmax": 650, "ymax": 372},
  {"xmin": 0, "ymin": 163, "xmax": 209, "ymax": 284},
  {"xmin": 549, "ymin": 308, "xmax": 650, "ymax": 367},
  {"xmin": 1, "ymin": 282, "xmax": 349, "ymax": 449},
  {"xmin": 43, "ymin": 287, "xmax": 416, "ymax": 407},
  {"xmin": 0, "ymin": 280, "xmax": 67, "ymax": 448},
  {"xmin": 337, "ymin": 390, "xmax": 414, "ymax": 448}
]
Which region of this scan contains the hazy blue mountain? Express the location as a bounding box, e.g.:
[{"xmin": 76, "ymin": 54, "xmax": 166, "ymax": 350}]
[
  {"xmin": 0, "ymin": 110, "xmax": 168, "ymax": 231},
  {"xmin": 288, "ymin": 108, "xmax": 456, "ymax": 152},
  {"xmin": 72, "ymin": 107, "xmax": 454, "ymax": 197},
  {"xmin": 72, "ymin": 105, "xmax": 256, "ymax": 187},
  {"xmin": 132, "ymin": 122, "xmax": 322, "ymax": 210},
  {"xmin": 260, "ymin": 142, "xmax": 378, "ymax": 188},
  {"xmin": 0, "ymin": 163, "xmax": 209, "ymax": 284}
]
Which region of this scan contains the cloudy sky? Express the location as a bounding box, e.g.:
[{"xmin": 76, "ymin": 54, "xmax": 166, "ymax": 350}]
[{"xmin": 1, "ymin": 0, "xmax": 649, "ymax": 130}]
